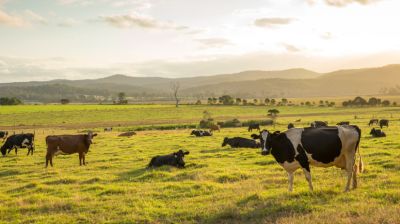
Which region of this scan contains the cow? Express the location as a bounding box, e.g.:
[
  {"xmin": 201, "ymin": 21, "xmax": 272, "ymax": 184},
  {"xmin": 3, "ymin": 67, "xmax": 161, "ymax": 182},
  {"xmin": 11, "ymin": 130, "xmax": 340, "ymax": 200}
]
[
  {"xmin": 295, "ymin": 119, "xmax": 301, "ymax": 122},
  {"xmin": 221, "ymin": 137, "xmax": 260, "ymax": 148},
  {"xmin": 209, "ymin": 124, "xmax": 220, "ymax": 133},
  {"xmin": 1, "ymin": 133, "xmax": 35, "ymax": 156},
  {"xmin": 310, "ymin": 121, "xmax": 328, "ymax": 128},
  {"xmin": 0, "ymin": 131, "xmax": 8, "ymax": 142},
  {"xmin": 368, "ymin": 119, "xmax": 379, "ymax": 126},
  {"xmin": 104, "ymin": 127, "xmax": 113, "ymax": 132},
  {"xmin": 287, "ymin": 123, "xmax": 295, "ymax": 129},
  {"xmin": 148, "ymin": 150, "xmax": 190, "ymax": 168},
  {"xmin": 337, "ymin": 121, "xmax": 350, "ymax": 126},
  {"xmin": 45, "ymin": 132, "xmax": 97, "ymax": 167},
  {"xmin": 190, "ymin": 130, "xmax": 212, "ymax": 137},
  {"xmin": 118, "ymin": 131, "xmax": 136, "ymax": 137},
  {"xmin": 248, "ymin": 123, "xmax": 260, "ymax": 132},
  {"xmin": 379, "ymin": 119, "xmax": 389, "ymax": 129},
  {"xmin": 370, "ymin": 128, "xmax": 386, "ymax": 137},
  {"xmin": 251, "ymin": 126, "xmax": 363, "ymax": 192}
]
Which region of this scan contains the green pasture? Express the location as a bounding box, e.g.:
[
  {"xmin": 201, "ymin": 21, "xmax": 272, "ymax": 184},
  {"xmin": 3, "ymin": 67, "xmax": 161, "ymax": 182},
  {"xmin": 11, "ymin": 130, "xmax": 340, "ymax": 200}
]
[{"xmin": 0, "ymin": 105, "xmax": 399, "ymax": 223}]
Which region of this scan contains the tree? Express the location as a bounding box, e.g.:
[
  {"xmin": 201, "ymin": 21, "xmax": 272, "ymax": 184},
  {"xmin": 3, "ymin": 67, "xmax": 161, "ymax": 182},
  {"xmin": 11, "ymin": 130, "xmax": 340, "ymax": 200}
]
[
  {"xmin": 219, "ymin": 95, "xmax": 234, "ymax": 105},
  {"xmin": 281, "ymin": 98, "xmax": 288, "ymax": 105},
  {"xmin": 235, "ymin": 98, "xmax": 242, "ymax": 105},
  {"xmin": 117, "ymin": 92, "xmax": 128, "ymax": 104},
  {"xmin": 368, "ymin": 97, "xmax": 379, "ymax": 106},
  {"xmin": 0, "ymin": 97, "xmax": 22, "ymax": 105},
  {"xmin": 270, "ymin": 99, "xmax": 276, "ymax": 105},
  {"xmin": 242, "ymin": 99, "xmax": 248, "ymax": 105},
  {"xmin": 170, "ymin": 81, "xmax": 180, "ymax": 108},
  {"xmin": 195, "ymin": 100, "xmax": 202, "ymax": 105},
  {"xmin": 60, "ymin": 99, "xmax": 70, "ymax": 105},
  {"xmin": 382, "ymin": 100, "xmax": 391, "ymax": 107},
  {"xmin": 207, "ymin": 98, "xmax": 213, "ymax": 105},
  {"xmin": 253, "ymin": 99, "xmax": 258, "ymax": 104},
  {"xmin": 268, "ymin": 109, "xmax": 280, "ymax": 117},
  {"xmin": 264, "ymin": 98, "xmax": 270, "ymax": 105}
]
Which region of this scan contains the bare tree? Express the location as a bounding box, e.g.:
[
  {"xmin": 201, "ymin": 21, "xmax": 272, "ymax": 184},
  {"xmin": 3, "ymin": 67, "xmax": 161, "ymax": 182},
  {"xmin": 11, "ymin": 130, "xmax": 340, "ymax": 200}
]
[{"xmin": 170, "ymin": 81, "xmax": 180, "ymax": 108}]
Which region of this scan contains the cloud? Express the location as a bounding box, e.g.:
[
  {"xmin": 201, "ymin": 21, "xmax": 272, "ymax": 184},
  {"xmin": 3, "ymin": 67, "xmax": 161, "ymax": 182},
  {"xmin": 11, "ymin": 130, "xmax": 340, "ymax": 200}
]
[
  {"xmin": 254, "ymin": 17, "xmax": 294, "ymax": 28},
  {"xmin": 58, "ymin": 0, "xmax": 93, "ymax": 6},
  {"xmin": 281, "ymin": 43, "xmax": 301, "ymax": 52},
  {"xmin": 195, "ymin": 38, "xmax": 233, "ymax": 48},
  {"xmin": 0, "ymin": 9, "xmax": 25, "ymax": 27},
  {"xmin": 321, "ymin": 32, "xmax": 333, "ymax": 39},
  {"xmin": 100, "ymin": 12, "xmax": 188, "ymax": 30},
  {"xmin": 57, "ymin": 18, "xmax": 78, "ymax": 27},
  {"xmin": 308, "ymin": 0, "xmax": 381, "ymax": 7},
  {"xmin": 24, "ymin": 10, "xmax": 47, "ymax": 25}
]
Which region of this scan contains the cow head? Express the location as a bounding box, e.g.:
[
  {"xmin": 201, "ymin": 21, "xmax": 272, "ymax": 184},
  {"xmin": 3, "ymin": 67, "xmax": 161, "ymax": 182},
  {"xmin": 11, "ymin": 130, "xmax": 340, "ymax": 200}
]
[
  {"xmin": 174, "ymin": 150, "xmax": 190, "ymax": 167},
  {"xmin": 370, "ymin": 128, "xmax": 376, "ymax": 135},
  {"xmin": 190, "ymin": 130, "xmax": 196, "ymax": 135},
  {"xmin": 86, "ymin": 132, "xmax": 98, "ymax": 145},
  {"xmin": 251, "ymin": 130, "xmax": 280, "ymax": 155},
  {"xmin": 1, "ymin": 145, "xmax": 7, "ymax": 156},
  {"xmin": 221, "ymin": 137, "xmax": 229, "ymax": 147}
]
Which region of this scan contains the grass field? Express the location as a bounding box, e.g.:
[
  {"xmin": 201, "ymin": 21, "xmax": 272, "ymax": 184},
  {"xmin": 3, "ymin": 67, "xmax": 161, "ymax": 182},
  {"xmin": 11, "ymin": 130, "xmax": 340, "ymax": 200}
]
[{"xmin": 0, "ymin": 105, "xmax": 399, "ymax": 223}]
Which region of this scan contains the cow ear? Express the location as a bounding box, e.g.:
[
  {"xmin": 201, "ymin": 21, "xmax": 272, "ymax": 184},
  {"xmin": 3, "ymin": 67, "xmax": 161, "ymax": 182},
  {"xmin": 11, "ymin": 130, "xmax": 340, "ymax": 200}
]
[
  {"xmin": 184, "ymin": 151, "xmax": 190, "ymax": 155},
  {"xmin": 251, "ymin": 134, "xmax": 260, "ymax": 139},
  {"xmin": 93, "ymin": 133, "xmax": 98, "ymax": 137}
]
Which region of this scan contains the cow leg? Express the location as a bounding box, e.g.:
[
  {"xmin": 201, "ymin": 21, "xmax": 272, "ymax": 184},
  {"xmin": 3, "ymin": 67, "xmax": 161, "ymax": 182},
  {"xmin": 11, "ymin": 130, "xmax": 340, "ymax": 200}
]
[
  {"xmin": 15, "ymin": 147, "xmax": 17, "ymax": 155},
  {"xmin": 287, "ymin": 172, "xmax": 294, "ymax": 192},
  {"xmin": 82, "ymin": 152, "xmax": 86, "ymax": 165},
  {"xmin": 45, "ymin": 152, "xmax": 53, "ymax": 168},
  {"xmin": 79, "ymin": 152, "xmax": 83, "ymax": 166},
  {"xmin": 344, "ymin": 157, "xmax": 355, "ymax": 192},
  {"xmin": 352, "ymin": 164, "xmax": 358, "ymax": 189},
  {"xmin": 295, "ymin": 145, "xmax": 313, "ymax": 191}
]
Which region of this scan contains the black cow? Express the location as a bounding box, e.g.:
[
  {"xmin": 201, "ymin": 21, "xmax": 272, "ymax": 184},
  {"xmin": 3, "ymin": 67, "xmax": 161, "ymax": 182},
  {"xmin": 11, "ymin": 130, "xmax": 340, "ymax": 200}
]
[
  {"xmin": 287, "ymin": 123, "xmax": 295, "ymax": 129},
  {"xmin": 379, "ymin": 119, "xmax": 389, "ymax": 128},
  {"xmin": 0, "ymin": 131, "xmax": 8, "ymax": 142},
  {"xmin": 251, "ymin": 126, "xmax": 363, "ymax": 192},
  {"xmin": 222, "ymin": 137, "xmax": 260, "ymax": 148},
  {"xmin": 369, "ymin": 119, "xmax": 378, "ymax": 126},
  {"xmin": 191, "ymin": 130, "xmax": 212, "ymax": 137},
  {"xmin": 370, "ymin": 128, "xmax": 386, "ymax": 137},
  {"xmin": 148, "ymin": 150, "xmax": 190, "ymax": 168},
  {"xmin": 337, "ymin": 121, "xmax": 350, "ymax": 125},
  {"xmin": 248, "ymin": 123, "xmax": 260, "ymax": 132},
  {"xmin": 104, "ymin": 127, "xmax": 113, "ymax": 132},
  {"xmin": 1, "ymin": 133, "xmax": 35, "ymax": 156},
  {"xmin": 310, "ymin": 121, "xmax": 328, "ymax": 128}
]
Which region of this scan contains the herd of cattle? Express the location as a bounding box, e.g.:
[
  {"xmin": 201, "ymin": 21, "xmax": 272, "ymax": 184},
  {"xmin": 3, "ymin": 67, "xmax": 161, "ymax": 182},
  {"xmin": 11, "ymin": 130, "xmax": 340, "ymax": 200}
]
[{"xmin": 0, "ymin": 118, "xmax": 391, "ymax": 191}]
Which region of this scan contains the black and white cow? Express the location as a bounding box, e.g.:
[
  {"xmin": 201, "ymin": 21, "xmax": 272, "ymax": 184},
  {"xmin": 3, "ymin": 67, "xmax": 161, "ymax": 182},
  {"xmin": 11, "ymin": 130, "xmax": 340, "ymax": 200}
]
[
  {"xmin": 1, "ymin": 133, "xmax": 35, "ymax": 156},
  {"xmin": 379, "ymin": 119, "xmax": 389, "ymax": 129},
  {"xmin": 222, "ymin": 137, "xmax": 260, "ymax": 148},
  {"xmin": 251, "ymin": 126, "xmax": 363, "ymax": 192},
  {"xmin": 337, "ymin": 121, "xmax": 350, "ymax": 126},
  {"xmin": 147, "ymin": 150, "xmax": 190, "ymax": 168},
  {"xmin": 191, "ymin": 130, "xmax": 212, "ymax": 137},
  {"xmin": 310, "ymin": 121, "xmax": 328, "ymax": 128},
  {"xmin": 368, "ymin": 119, "xmax": 378, "ymax": 126},
  {"xmin": 0, "ymin": 131, "xmax": 8, "ymax": 142}
]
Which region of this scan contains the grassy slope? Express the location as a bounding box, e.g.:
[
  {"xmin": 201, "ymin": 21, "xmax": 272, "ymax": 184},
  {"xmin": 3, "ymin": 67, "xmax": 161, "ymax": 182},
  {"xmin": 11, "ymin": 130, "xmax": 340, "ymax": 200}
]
[{"xmin": 0, "ymin": 106, "xmax": 399, "ymax": 223}]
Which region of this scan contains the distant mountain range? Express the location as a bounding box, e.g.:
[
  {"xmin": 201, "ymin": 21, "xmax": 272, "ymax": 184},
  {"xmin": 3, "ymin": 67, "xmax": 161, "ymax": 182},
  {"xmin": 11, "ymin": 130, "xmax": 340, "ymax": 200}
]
[{"xmin": 1, "ymin": 65, "xmax": 400, "ymax": 102}]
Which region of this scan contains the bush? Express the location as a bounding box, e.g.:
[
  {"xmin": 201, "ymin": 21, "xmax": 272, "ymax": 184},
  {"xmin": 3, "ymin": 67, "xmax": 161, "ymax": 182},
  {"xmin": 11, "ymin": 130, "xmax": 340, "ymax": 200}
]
[{"xmin": 218, "ymin": 119, "xmax": 242, "ymax": 128}]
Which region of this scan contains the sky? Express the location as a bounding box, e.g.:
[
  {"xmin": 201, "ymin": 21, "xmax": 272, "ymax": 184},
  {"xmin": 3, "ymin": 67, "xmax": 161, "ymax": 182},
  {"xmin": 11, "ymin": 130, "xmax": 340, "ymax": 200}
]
[{"xmin": 0, "ymin": 0, "xmax": 400, "ymax": 82}]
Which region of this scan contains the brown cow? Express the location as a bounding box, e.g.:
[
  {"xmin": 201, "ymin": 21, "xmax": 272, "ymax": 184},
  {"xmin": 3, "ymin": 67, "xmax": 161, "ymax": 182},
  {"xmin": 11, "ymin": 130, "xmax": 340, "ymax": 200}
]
[
  {"xmin": 118, "ymin": 131, "xmax": 136, "ymax": 137},
  {"xmin": 45, "ymin": 132, "xmax": 97, "ymax": 167},
  {"xmin": 209, "ymin": 124, "xmax": 220, "ymax": 133}
]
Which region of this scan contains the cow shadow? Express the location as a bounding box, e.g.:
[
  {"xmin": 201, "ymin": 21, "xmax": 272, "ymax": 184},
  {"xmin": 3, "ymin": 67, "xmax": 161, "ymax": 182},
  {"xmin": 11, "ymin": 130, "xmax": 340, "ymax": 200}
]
[{"xmin": 202, "ymin": 190, "xmax": 339, "ymax": 223}]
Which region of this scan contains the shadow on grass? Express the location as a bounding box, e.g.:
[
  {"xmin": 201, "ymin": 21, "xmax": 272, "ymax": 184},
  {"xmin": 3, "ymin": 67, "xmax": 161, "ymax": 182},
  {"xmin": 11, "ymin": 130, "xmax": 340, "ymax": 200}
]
[{"xmin": 203, "ymin": 190, "xmax": 339, "ymax": 224}]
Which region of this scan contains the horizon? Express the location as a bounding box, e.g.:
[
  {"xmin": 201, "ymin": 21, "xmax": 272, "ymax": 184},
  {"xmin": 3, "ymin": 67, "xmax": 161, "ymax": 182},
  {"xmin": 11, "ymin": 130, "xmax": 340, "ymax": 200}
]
[{"xmin": 1, "ymin": 0, "xmax": 400, "ymax": 82}]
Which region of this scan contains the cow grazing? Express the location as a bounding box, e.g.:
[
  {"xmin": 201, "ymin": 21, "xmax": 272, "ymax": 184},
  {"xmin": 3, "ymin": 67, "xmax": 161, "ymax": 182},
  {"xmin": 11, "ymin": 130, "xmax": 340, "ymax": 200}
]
[
  {"xmin": 248, "ymin": 123, "xmax": 260, "ymax": 132},
  {"xmin": 191, "ymin": 130, "xmax": 212, "ymax": 137},
  {"xmin": 370, "ymin": 128, "xmax": 386, "ymax": 137},
  {"xmin": 0, "ymin": 131, "xmax": 8, "ymax": 142},
  {"xmin": 148, "ymin": 150, "xmax": 189, "ymax": 168},
  {"xmin": 222, "ymin": 137, "xmax": 260, "ymax": 148},
  {"xmin": 310, "ymin": 121, "xmax": 328, "ymax": 128},
  {"xmin": 337, "ymin": 121, "xmax": 350, "ymax": 126},
  {"xmin": 251, "ymin": 126, "xmax": 363, "ymax": 192},
  {"xmin": 1, "ymin": 133, "xmax": 35, "ymax": 156},
  {"xmin": 104, "ymin": 127, "xmax": 113, "ymax": 132},
  {"xmin": 287, "ymin": 123, "xmax": 295, "ymax": 129},
  {"xmin": 118, "ymin": 131, "xmax": 136, "ymax": 137},
  {"xmin": 45, "ymin": 132, "xmax": 97, "ymax": 167},
  {"xmin": 209, "ymin": 124, "xmax": 220, "ymax": 133},
  {"xmin": 379, "ymin": 119, "xmax": 389, "ymax": 129},
  {"xmin": 368, "ymin": 119, "xmax": 379, "ymax": 126}
]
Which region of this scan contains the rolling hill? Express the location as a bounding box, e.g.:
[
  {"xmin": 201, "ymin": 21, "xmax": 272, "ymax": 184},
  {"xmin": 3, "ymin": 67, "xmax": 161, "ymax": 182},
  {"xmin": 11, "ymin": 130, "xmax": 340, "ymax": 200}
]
[{"xmin": 1, "ymin": 65, "xmax": 399, "ymax": 102}]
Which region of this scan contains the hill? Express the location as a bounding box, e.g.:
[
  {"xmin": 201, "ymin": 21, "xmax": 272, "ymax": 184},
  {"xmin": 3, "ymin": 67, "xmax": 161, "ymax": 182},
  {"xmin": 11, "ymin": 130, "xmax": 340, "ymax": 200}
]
[{"xmin": 0, "ymin": 65, "xmax": 399, "ymax": 102}]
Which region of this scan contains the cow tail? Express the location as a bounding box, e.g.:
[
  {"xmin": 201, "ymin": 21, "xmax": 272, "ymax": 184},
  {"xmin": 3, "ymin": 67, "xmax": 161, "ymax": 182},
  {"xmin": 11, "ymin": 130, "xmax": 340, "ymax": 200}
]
[{"xmin": 354, "ymin": 125, "xmax": 364, "ymax": 173}]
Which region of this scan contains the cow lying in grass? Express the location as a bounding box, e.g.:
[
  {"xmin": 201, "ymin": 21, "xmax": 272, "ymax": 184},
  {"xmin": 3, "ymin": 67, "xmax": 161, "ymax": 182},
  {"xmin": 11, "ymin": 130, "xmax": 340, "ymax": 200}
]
[
  {"xmin": 221, "ymin": 137, "xmax": 260, "ymax": 148},
  {"xmin": 191, "ymin": 130, "xmax": 212, "ymax": 137},
  {"xmin": 45, "ymin": 132, "xmax": 97, "ymax": 167},
  {"xmin": 148, "ymin": 150, "xmax": 190, "ymax": 168},
  {"xmin": 370, "ymin": 128, "xmax": 386, "ymax": 137},
  {"xmin": 118, "ymin": 131, "xmax": 136, "ymax": 137}
]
